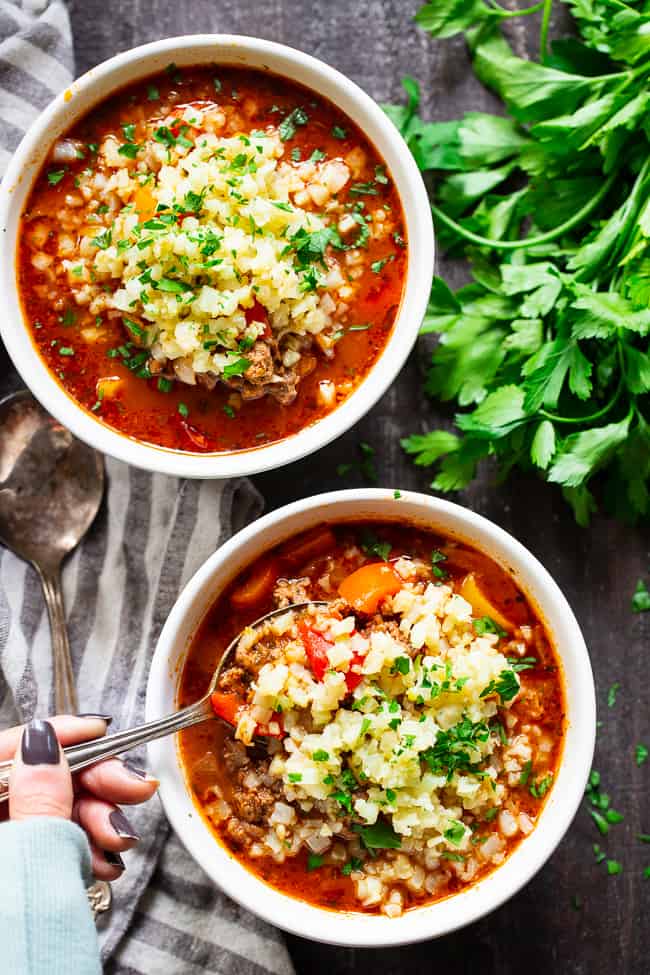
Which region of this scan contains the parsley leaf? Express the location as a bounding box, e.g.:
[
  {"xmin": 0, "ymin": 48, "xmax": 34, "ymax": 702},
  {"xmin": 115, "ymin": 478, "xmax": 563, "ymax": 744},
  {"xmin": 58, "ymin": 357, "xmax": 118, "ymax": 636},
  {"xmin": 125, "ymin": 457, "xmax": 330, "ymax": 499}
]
[
  {"xmin": 632, "ymin": 579, "xmax": 650, "ymax": 613},
  {"xmin": 352, "ymin": 819, "xmax": 401, "ymax": 850},
  {"xmin": 279, "ymin": 107, "xmax": 309, "ymax": 141}
]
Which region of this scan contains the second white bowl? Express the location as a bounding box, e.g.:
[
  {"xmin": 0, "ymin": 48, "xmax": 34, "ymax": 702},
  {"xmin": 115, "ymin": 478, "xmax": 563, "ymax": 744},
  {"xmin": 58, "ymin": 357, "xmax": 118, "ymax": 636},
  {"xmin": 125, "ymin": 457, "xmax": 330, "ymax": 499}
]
[{"xmin": 146, "ymin": 489, "xmax": 595, "ymax": 946}]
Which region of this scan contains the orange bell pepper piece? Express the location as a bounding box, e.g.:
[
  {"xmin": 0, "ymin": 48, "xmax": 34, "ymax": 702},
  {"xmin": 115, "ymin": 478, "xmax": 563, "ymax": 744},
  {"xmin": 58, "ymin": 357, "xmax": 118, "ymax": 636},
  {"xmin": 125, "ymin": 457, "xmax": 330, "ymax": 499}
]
[
  {"xmin": 339, "ymin": 562, "xmax": 401, "ymax": 614},
  {"xmin": 460, "ymin": 573, "xmax": 514, "ymax": 633}
]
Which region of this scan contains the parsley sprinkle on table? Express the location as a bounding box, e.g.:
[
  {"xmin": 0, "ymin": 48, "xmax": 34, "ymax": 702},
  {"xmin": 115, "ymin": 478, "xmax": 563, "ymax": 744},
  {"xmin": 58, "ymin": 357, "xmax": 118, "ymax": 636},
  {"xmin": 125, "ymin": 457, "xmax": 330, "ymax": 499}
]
[{"xmin": 632, "ymin": 580, "xmax": 650, "ymax": 613}]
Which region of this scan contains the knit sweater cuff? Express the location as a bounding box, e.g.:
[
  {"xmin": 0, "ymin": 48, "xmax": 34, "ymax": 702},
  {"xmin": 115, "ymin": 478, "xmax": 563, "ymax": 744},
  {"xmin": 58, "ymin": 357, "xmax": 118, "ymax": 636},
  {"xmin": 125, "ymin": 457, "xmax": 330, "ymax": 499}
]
[{"xmin": 0, "ymin": 818, "xmax": 101, "ymax": 975}]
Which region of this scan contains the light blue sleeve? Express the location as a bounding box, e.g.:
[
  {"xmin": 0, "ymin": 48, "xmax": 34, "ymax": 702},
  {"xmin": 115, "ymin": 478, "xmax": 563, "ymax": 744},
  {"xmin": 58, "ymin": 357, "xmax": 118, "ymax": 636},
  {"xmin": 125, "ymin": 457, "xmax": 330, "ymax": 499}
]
[{"xmin": 0, "ymin": 818, "xmax": 101, "ymax": 975}]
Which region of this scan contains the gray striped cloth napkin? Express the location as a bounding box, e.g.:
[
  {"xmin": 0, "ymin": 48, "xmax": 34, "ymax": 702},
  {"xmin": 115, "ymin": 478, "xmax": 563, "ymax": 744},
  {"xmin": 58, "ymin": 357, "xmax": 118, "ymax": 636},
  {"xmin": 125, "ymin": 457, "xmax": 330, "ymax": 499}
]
[{"xmin": 0, "ymin": 4, "xmax": 296, "ymax": 973}]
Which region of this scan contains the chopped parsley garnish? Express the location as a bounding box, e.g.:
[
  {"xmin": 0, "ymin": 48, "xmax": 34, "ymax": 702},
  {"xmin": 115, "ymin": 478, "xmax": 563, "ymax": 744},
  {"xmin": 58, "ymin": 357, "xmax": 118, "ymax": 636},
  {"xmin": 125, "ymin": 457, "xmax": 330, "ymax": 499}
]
[
  {"xmin": 123, "ymin": 317, "xmax": 143, "ymax": 338},
  {"xmin": 307, "ymin": 854, "xmax": 324, "ymax": 871},
  {"xmin": 361, "ymin": 529, "xmax": 391, "ymax": 561},
  {"xmin": 291, "ymin": 147, "xmax": 301, "ymax": 162},
  {"xmin": 507, "ymin": 656, "xmax": 537, "ymax": 672},
  {"xmin": 154, "ymin": 277, "xmax": 193, "ymax": 294},
  {"xmin": 332, "ymin": 125, "xmax": 347, "ymax": 139},
  {"xmin": 519, "ymin": 760, "xmax": 533, "ymax": 786},
  {"xmin": 422, "ymin": 716, "xmax": 490, "ymax": 780},
  {"xmin": 473, "ymin": 617, "xmax": 507, "ymax": 638},
  {"xmin": 222, "ymin": 356, "xmax": 251, "ymax": 380},
  {"xmin": 121, "ymin": 122, "xmax": 136, "ymax": 141},
  {"xmin": 310, "ymin": 148, "xmax": 326, "ymax": 162},
  {"xmin": 440, "ymin": 851, "xmax": 465, "ymax": 862},
  {"xmin": 352, "ymin": 819, "xmax": 401, "ymax": 850},
  {"xmin": 91, "ymin": 228, "xmax": 112, "ymax": 250},
  {"xmin": 480, "ymin": 670, "xmax": 519, "ymax": 703},
  {"xmin": 374, "ymin": 165, "xmax": 388, "ymax": 184},
  {"xmin": 177, "ymin": 402, "xmax": 189, "ymax": 418},
  {"xmin": 636, "ymin": 744, "xmax": 649, "ymax": 767},
  {"xmin": 60, "ymin": 308, "xmax": 76, "ymax": 326},
  {"xmin": 47, "ymin": 168, "xmax": 66, "ymax": 186},
  {"xmin": 350, "ymin": 181, "xmax": 379, "ymax": 196},
  {"xmin": 530, "ymin": 773, "xmax": 554, "ymax": 799},
  {"xmin": 341, "ymin": 857, "xmax": 363, "ymax": 876},
  {"xmin": 431, "ymin": 549, "xmax": 449, "ymax": 579},
  {"xmin": 279, "ymin": 106, "xmax": 309, "ymax": 141},
  {"xmin": 58, "ymin": 346, "xmax": 74, "ymax": 357},
  {"xmin": 371, "ymin": 256, "xmax": 392, "ymax": 273},
  {"xmin": 118, "ymin": 141, "xmax": 141, "ymax": 159},
  {"xmin": 157, "ymin": 378, "xmax": 173, "ymax": 393},
  {"xmin": 312, "ymin": 749, "xmax": 330, "ymax": 762},
  {"xmin": 213, "ymin": 77, "xmax": 222, "ymax": 92},
  {"xmin": 394, "ymin": 490, "xmax": 402, "ymax": 499},
  {"xmin": 607, "ymin": 682, "xmax": 620, "ymax": 708},
  {"xmin": 607, "ymin": 859, "xmax": 622, "ymax": 876},
  {"xmin": 391, "ymin": 657, "xmax": 411, "ymax": 676},
  {"xmin": 444, "ymin": 821, "xmax": 466, "ymax": 846},
  {"xmin": 223, "ymin": 404, "xmax": 236, "ymax": 419},
  {"xmin": 147, "ymin": 85, "xmax": 159, "ymax": 101}
]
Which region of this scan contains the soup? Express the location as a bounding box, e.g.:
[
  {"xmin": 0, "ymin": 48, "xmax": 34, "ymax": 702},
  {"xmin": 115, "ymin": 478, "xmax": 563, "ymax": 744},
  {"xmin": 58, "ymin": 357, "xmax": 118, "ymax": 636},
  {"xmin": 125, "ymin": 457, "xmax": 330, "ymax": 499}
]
[
  {"xmin": 179, "ymin": 522, "xmax": 565, "ymax": 916},
  {"xmin": 17, "ymin": 65, "xmax": 406, "ymax": 453}
]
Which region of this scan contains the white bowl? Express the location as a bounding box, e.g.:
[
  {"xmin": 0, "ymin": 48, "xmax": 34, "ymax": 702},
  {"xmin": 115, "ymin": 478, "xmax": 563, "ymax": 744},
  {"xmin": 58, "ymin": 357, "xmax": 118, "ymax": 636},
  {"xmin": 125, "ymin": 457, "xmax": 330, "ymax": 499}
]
[
  {"xmin": 0, "ymin": 35, "xmax": 433, "ymax": 479},
  {"xmin": 146, "ymin": 489, "xmax": 596, "ymax": 946}
]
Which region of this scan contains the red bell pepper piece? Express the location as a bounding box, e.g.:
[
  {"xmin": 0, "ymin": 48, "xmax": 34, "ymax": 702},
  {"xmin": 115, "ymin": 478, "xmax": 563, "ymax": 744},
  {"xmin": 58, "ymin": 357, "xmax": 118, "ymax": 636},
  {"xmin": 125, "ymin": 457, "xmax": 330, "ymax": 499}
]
[
  {"xmin": 299, "ymin": 621, "xmax": 367, "ymax": 692},
  {"xmin": 298, "ymin": 621, "xmax": 331, "ymax": 682}
]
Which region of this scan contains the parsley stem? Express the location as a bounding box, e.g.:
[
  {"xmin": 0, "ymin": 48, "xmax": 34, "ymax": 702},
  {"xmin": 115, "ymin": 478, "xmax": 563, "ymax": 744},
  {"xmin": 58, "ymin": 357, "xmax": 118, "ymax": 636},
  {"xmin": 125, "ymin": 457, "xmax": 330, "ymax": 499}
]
[
  {"xmin": 539, "ymin": 0, "xmax": 553, "ymax": 62},
  {"xmin": 540, "ymin": 345, "xmax": 626, "ymax": 425},
  {"xmin": 431, "ymin": 170, "xmax": 616, "ymax": 251},
  {"xmin": 490, "ymin": 0, "xmax": 546, "ymax": 16}
]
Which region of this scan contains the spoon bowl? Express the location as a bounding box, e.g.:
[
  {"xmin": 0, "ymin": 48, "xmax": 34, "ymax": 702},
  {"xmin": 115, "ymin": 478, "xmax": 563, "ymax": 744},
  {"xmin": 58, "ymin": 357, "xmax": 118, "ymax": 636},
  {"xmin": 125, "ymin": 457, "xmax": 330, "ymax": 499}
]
[{"xmin": 0, "ymin": 599, "xmax": 327, "ymax": 801}]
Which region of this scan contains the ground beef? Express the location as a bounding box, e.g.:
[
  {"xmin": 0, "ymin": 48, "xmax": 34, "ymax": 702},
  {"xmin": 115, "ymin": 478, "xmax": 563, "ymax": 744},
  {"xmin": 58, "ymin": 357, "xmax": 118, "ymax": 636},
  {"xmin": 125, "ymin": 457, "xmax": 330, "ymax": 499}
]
[
  {"xmin": 224, "ymin": 817, "xmax": 264, "ymax": 848},
  {"xmin": 235, "ymin": 637, "xmax": 281, "ymax": 673},
  {"xmin": 243, "ymin": 340, "xmax": 274, "ymax": 385},
  {"xmin": 217, "ymin": 664, "xmax": 249, "ymax": 696},
  {"xmin": 273, "ymin": 576, "xmax": 312, "ymax": 608},
  {"xmin": 267, "ymin": 373, "xmax": 299, "ymax": 405},
  {"xmin": 231, "ymin": 783, "xmax": 276, "ymax": 824},
  {"xmin": 366, "ymin": 616, "xmax": 403, "ymax": 642},
  {"xmin": 223, "ymin": 738, "xmax": 250, "ymax": 775},
  {"xmin": 196, "ymin": 372, "xmax": 218, "ymax": 391}
]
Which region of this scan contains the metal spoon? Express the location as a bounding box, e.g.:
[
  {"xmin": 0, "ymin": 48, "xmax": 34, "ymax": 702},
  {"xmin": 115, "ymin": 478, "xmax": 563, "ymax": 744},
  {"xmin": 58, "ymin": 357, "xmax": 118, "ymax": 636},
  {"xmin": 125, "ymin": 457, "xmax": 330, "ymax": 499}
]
[
  {"xmin": 0, "ymin": 390, "xmax": 105, "ymax": 714},
  {"xmin": 0, "ymin": 600, "xmax": 327, "ymax": 801}
]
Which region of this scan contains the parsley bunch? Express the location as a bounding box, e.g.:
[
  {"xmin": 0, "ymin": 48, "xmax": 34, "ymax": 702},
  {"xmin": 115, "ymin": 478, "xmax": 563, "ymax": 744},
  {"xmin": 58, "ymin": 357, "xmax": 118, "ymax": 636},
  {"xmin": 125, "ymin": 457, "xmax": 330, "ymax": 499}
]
[{"xmin": 391, "ymin": 0, "xmax": 650, "ymax": 524}]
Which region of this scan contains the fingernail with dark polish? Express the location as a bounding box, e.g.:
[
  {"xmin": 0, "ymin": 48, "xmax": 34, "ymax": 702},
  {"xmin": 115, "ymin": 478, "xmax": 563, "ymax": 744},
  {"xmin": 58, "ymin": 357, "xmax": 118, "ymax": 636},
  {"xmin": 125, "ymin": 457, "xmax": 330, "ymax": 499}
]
[
  {"xmin": 21, "ymin": 720, "xmax": 60, "ymax": 766},
  {"xmin": 103, "ymin": 850, "xmax": 125, "ymax": 870},
  {"xmin": 77, "ymin": 713, "xmax": 113, "ymax": 726},
  {"xmin": 124, "ymin": 761, "xmax": 149, "ymax": 780},
  {"xmin": 109, "ymin": 809, "xmax": 139, "ymax": 841}
]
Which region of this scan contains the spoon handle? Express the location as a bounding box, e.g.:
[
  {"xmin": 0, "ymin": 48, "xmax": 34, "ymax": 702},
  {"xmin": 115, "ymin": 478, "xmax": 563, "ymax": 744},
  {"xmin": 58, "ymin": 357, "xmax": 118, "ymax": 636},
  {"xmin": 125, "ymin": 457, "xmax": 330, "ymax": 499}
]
[
  {"xmin": 38, "ymin": 565, "xmax": 78, "ymax": 715},
  {"xmin": 0, "ymin": 696, "xmax": 214, "ymax": 803}
]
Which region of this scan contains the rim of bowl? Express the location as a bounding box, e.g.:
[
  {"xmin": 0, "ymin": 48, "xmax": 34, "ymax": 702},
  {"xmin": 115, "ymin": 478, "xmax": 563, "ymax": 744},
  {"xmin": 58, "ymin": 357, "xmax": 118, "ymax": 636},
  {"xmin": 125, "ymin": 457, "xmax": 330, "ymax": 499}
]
[
  {"xmin": 0, "ymin": 34, "xmax": 434, "ymax": 479},
  {"xmin": 145, "ymin": 489, "xmax": 596, "ymax": 946}
]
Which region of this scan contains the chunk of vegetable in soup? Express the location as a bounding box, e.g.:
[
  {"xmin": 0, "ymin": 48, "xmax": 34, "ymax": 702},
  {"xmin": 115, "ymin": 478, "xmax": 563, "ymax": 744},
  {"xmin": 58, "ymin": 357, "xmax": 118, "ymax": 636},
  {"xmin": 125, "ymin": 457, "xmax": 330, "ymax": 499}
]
[
  {"xmin": 18, "ymin": 66, "xmax": 406, "ymax": 453},
  {"xmin": 178, "ymin": 523, "xmax": 565, "ymax": 916}
]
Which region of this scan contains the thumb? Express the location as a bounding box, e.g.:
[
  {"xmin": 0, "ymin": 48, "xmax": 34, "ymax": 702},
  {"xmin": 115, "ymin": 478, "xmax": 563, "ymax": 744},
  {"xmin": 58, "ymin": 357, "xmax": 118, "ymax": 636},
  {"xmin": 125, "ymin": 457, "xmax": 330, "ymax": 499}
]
[{"xmin": 9, "ymin": 719, "xmax": 73, "ymax": 822}]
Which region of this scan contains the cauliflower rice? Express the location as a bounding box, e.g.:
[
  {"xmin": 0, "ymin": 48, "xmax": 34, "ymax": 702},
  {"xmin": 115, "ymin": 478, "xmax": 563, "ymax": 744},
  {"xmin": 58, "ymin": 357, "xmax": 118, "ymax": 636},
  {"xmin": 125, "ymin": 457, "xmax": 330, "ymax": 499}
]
[{"xmin": 181, "ymin": 523, "xmax": 564, "ymax": 917}]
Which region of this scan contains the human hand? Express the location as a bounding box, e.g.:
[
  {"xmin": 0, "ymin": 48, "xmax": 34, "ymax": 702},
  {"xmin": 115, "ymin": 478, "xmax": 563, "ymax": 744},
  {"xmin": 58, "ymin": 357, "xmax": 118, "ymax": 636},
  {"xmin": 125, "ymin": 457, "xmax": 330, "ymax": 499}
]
[{"xmin": 2, "ymin": 715, "xmax": 158, "ymax": 880}]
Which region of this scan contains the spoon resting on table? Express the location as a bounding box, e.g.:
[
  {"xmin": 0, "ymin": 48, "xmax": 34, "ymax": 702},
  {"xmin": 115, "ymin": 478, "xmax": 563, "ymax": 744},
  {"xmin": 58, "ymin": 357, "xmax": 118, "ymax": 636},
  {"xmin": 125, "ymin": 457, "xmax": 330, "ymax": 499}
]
[
  {"xmin": 0, "ymin": 600, "xmax": 327, "ymax": 801},
  {"xmin": 0, "ymin": 390, "xmax": 105, "ymax": 714}
]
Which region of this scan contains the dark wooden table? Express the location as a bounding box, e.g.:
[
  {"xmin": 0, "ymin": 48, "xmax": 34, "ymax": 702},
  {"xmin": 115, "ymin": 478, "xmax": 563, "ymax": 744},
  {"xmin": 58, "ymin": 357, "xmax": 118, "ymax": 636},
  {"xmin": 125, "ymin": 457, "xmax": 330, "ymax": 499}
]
[{"xmin": 8, "ymin": 1, "xmax": 650, "ymax": 970}]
